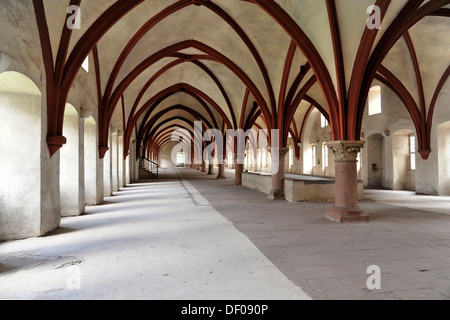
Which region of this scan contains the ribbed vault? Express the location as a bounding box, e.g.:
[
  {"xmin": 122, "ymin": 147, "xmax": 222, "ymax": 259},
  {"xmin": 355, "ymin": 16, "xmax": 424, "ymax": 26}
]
[{"xmin": 23, "ymin": 0, "xmax": 449, "ymax": 160}]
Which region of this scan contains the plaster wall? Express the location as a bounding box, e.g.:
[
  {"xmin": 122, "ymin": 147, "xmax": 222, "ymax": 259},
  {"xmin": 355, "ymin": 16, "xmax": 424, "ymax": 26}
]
[
  {"xmin": 366, "ymin": 134, "xmax": 384, "ymax": 189},
  {"xmin": 0, "ymin": 87, "xmax": 42, "ymax": 239},
  {"xmin": 103, "ymin": 131, "xmax": 112, "ymax": 197},
  {"xmin": 392, "ymin": 133, "xmax": 415, "ymax": 191},
  {"xmin": 118, "ymin": 135, "xmax": 124, "ymax": 189},
  {"xmin": 60, "ymin": 106, "xmax": 84, "ymax": 217},
  {"xmin": 84, "ymin": 117, "xmax": 97, "ymax": 205},
  {"xmin": 438, "ymin": 125, "xmax": 450, "ymax": 196},
  {"xmin": 111, "ymin": 133, "xmax": 119, "ymax": 193},
  {"xmin": 159, "ymin": 142, "xmax": 179, "ymax": 168}
]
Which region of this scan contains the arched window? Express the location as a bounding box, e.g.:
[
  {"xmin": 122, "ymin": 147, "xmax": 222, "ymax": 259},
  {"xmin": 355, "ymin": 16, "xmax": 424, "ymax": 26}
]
[
  {"xmin": 368, "ymin": 86, "xmax": 382, "ymax": 115},
  {"xmin": 289, "ymin": 146, "xmax": 294, "ymax": 169},
  {"xmin": 409, "ymin": 135, "xmax": 416, "ymax": 171},
  {"xmin": 261, "ymin": 148, "xmax": 267, "ymax": 168},
  {"xmin": 82, "ymin": 56, "xmax": 89, "ymax": 73},
  {"xmin": 176, "ymin": 152, "xmax": 185, "ymax": 166},
  {"xmin": 321, "ymin": 114, "xmax": 329, "ymax": 128},
  {"xmin": 322, "ymin": 142, "xmax": 329, "ymax": 170}
]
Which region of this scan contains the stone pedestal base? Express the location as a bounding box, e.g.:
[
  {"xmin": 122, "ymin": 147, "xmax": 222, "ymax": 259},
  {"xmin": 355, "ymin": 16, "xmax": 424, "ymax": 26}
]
[
  {"xmin": 234, "ymin": 160, "xmax": 244, "ymax": 185},
  {"xmin": 268, "ymin": 189, "xmax": 285, "ymax": 200},
  {"xmin": 325, "ymin": 206, "xmax": 370, "ymax": 223},
  {"xmin": 217, "ymin": 175, "xmax": 227, "ymax": 179}
]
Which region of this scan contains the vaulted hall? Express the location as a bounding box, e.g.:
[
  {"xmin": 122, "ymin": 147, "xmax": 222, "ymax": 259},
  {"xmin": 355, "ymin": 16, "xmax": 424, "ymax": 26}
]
[{"xmin": 0, "ymin": 0, "xmax": 449, "ymax": 300}]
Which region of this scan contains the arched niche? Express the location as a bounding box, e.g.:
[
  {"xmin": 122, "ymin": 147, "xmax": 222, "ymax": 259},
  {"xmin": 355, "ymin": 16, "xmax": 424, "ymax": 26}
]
[
  {"xmin": 60, "ymin": 103, "xmax": 84, "ymax": 216},
  {"xmin": 0, "ymin": 71, "xmax": 46, "ymax": 240},
  {"xmin": 84, "ymin": 116, "xmax": 99, "ymax": 205}
]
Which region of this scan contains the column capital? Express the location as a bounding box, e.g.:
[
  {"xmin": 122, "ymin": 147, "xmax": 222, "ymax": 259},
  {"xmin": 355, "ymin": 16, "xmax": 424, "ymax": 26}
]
[
  {"xmin": 47, "ymin": 135, "xmax": 67, "ymax": 157},
  {"xmin": 268, "ymin": 147, "xmax": 290, "ymax": 156},
  {"xmin": 327, "ymin": 140, "xmax": 365, "ymax": 162},
  {"xmin": 99, "ymin": 146, "xmax": 109, "ymax": 159}
]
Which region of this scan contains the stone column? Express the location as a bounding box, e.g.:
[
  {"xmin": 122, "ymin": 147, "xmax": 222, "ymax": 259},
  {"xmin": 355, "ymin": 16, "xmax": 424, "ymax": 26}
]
[
  {"xmin": 201, "ymin": 159, "xmax": 207, "ymax": 172},
  {"xmin": 325, "ymin": 140, "xmax": 369, "ymax": 223},
  {"xmin": 234, "ymin": 153, "xmax": 244, "ymax": 185},
  {"xmin": 268, "ymin": 147, "xmax": 289, "ymax": 200},
  {"xmin": 207, "ymin": 162, "xmax": 214, "ymax": 175},
  {"xmin": 217, "ymin": 156, "xmax": 226, "ymax": 179}
]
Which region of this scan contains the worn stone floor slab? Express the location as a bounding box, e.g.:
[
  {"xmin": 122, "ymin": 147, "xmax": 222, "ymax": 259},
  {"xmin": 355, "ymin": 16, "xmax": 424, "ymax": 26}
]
[
  {"xmin": 2, "ymin": 167, "xmax": 450, "ymax": 300},
  {"xmin": 0, "ymin": 172, "xmax": 309, "ymax": 300},
  {"xmin": 185, "ymin": 167, "xmax": 450, "ymax": 300}
]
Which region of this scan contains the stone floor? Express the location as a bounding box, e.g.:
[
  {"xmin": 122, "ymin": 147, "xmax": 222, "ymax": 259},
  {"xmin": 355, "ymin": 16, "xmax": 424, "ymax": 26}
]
[{"xmin": 1, "ymin": 167, "xmax": 450, "ymax": 300}]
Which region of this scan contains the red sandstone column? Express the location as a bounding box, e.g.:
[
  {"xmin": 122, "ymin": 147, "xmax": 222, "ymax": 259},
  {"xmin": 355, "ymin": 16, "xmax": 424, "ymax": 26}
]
[
  {"xmin": 201, "ymin": 159, "xmax": 207, "ymax": 172},
  {"xmin": 268, "ymin": 147, "xmax": 289, "ymax": 200},
  {"xmin": 234, "ymin": 154, "xmax": 244, "ymax": 185},
  {"xmin": 217, "ymin": 156, "xmax": 226, "ymax": 179},
  {"xmin": 325, "ymin": 140, "xmax": 369, "ymax": 223},
  {"xmin": 207, "ymin": 162, "xmax": 214, "ymax": 175}
]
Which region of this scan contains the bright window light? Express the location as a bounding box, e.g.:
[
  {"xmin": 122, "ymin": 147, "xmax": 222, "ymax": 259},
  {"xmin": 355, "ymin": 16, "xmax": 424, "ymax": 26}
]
[
  {"xmin": 82, "ymin": 56, "xmax": 89, "ymax": 73},
  {"xmin": 410, "ymin": 135, "xmax": 416, "ymax": 170},
  {"xmin": 176, "ymin": 152, "xmax": 184, "ymax": 165},
  {"xmin": 357, "ymin": 152, "xmax": 362, "ymax": 169},
  {"xmin": 262, "ymin": 148, "xmax": 267, "ymax": 168},
  {"xmin": 289, "ymin": 146, "xmax": 294, "ymax": 169},
  {"xmin": 321, "ymin": 114, "xmax": 329, "ymax": 128},
  {"xmin": 312, "ymin": 145, "xmax": 316, "ymax": 167},
  {"xmin": 368, "ymin": 86, "xmax": 382, "ymax": 115},
  {"xmin": 322, "ymin": 143, "xmax": 328, "ymax": 169}
]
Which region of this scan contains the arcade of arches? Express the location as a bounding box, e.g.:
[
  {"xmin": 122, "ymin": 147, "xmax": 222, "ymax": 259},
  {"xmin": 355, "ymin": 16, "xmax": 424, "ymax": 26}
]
[{"xmin": 0, "ymin": 0, "xmax": 449, "ymax": 300}]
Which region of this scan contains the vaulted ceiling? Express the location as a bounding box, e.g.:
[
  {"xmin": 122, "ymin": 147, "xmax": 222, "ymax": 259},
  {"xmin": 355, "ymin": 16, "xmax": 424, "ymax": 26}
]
[{"xmin": 3, "ymin": 0, "xmax": 448, "ymax": 158}]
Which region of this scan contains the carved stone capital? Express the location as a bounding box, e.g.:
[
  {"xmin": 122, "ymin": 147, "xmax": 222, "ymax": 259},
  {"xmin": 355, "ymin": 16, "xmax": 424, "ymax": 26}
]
[
  {"xmin": 110, "ymin": 125, "xmax": 120, "ymax": 134},
  {"xmin": 79, "ymin": 106, "xmax": 92, "ymax": 119},
  {"xmin": 268, "ymin": 147, "xmax": 290, "ymax": 156},
  {"xmin": 327, "ymin": 140, "xmax": 365, "ymax": 162},
  {"xmin": 47, "ymin": 135, "xmax": 67, "ymax": 157}
]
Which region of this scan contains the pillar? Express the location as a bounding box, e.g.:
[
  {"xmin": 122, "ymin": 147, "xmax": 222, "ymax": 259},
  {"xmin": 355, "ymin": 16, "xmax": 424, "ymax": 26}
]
[
  {"xmin": 217, "ymin": 156, "xmax": 226, "ymax": 179},
  {"xmin": 201, "ymin": 159, "xmax": 207, "ymax": 172},
  {"xmin": 325, "ymin": 141, "xmax": 369, "ymax": 223},
  {"xmin": 207, "ymin": 162, "xmax": 214, "ymax": 175},
  {"xmin": 234, "ymin": 153, "xmax": 244, "ymax": 185},
  {"xmin": 268, "ymin": 147, "xmax": 289, "ymax": 200},
  {"xmin": 103, "ymin": 130, "xmax": 112, "ymax": 197}
]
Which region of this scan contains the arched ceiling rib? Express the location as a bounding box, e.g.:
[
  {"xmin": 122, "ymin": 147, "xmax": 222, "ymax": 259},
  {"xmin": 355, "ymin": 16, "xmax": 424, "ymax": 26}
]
[{"xmin": 21, "ymin": 0, "xmax": 449, "ymax": 156}]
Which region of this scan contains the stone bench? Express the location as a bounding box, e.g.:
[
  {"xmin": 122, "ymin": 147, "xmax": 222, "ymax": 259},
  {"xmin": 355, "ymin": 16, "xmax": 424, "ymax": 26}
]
[{"xmin": 242, "ymin": 171, "xmax": 364, "ymax": 202}]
